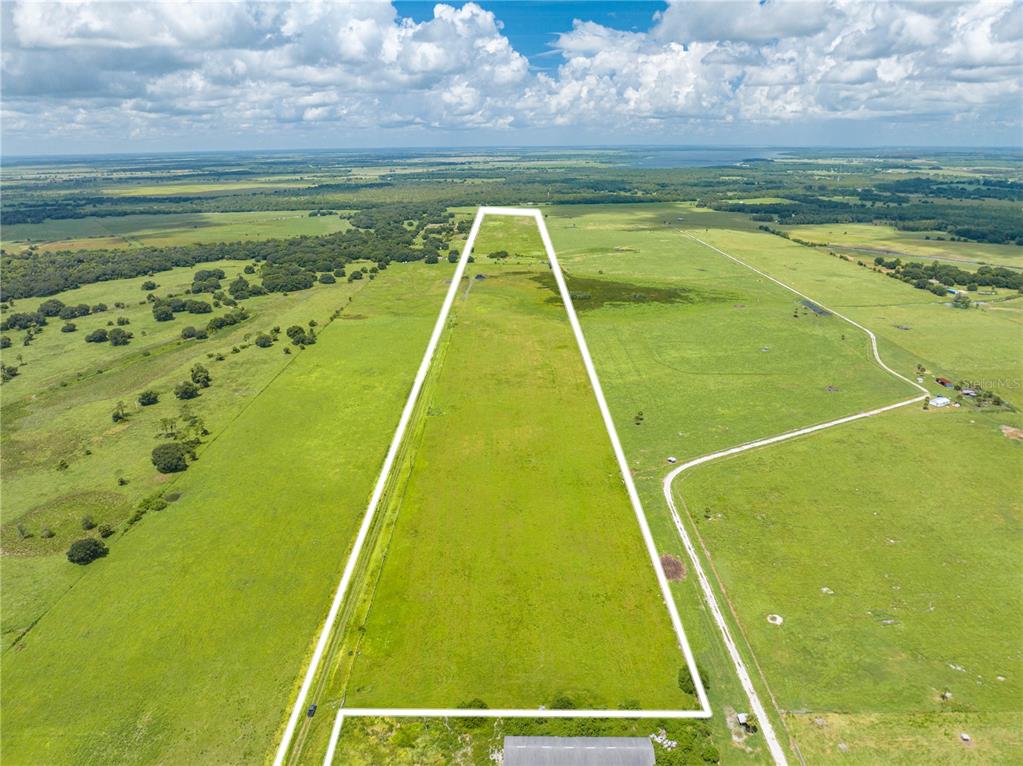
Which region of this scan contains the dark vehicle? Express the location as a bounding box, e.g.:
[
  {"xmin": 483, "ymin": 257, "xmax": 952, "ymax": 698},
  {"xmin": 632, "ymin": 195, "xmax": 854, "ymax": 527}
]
[{"xmin": 306, "ymin": 704, "xmax": 317, "ymax": 718}]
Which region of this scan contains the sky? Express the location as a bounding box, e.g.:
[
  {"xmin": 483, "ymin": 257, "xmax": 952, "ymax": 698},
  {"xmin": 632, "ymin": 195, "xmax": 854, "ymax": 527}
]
[{"xmin": 1, "ymin": 0, "xmax": 1021, "ymax": 156}]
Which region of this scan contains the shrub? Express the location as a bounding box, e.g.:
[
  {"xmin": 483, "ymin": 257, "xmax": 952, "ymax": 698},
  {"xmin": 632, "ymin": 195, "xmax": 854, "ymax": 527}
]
[
  {"xmin": 153, "ymin": 304, "xmax": 175, "ymax": 322},
  {"xmin": 318, "ymin": 273, "xmax": 336, "ymax": 284},
  {"xmin": 181, "ymin": 325, "xmax": 197, "ymax": 339},
  {"xmin": 116, "ymin": 316, "xmax": 130, "ymax": 326},
  {"xmin": 67, "ymin": 538, "xmax": 109, "ymax": 565},
  {"xmin": 41, "ymin": 527, "xmax": 56, "ymax": 538},
  {"xmin": 38, "ymin": 298, "xmax": 65, "ymax": 317},
  {"xmin": 550, "ymin": 694, "xmax": 576, "ymax": 709},
  {"xmin": 108, "ymin": 328, "xmax": 133, "ymax": 346},
  {"xmin": 0, "ymin": 336, "xmax": 10, "ymax": 348},
  {"xmin": 424, "ymin": 254, "xmax": 439, "ymax": 264},
  {"xmin": 138, "ymin": 389, "xmax": 159, "ymax": 406},
  {"xmin": 185, "ymin": 299, "xmax": 212, "ymax": 314},
  {"xmin": 151, "ymin": 442, "xmax": 188, "ymax": 473},
  {"xmin": 97, "ymin": 524, "xmax": 114, "ymax": 538},
  {"xmin": 254, "ymin": 334, "xmax": 273, "ymax": 348},
  {"xmin": 141, "ymin": 280, "xmax": 158, "ymax": 291},
  {"xmin": 81, "ymin": 515, "xmax": 96, "ymax": 530},
  {"xmin": 190, "ymin": 364, "xmax": 212, "ymax": 388},
  {"xmin": 61, "ymin": 323, "xmax": 77, "ymax": 333},
  {"xmin": 85, "ymin": 328, "xmax": 109, "ymax": 343},
  {"xmin": 174, "ymin": 380, "xmax": 199, "ymax": 400}
]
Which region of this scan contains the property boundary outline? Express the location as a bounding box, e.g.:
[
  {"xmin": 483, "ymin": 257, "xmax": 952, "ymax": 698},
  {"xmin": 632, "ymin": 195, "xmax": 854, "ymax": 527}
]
[{"xmin": 272, "ymin": 207, "xmax": 710, "ymax": 766}]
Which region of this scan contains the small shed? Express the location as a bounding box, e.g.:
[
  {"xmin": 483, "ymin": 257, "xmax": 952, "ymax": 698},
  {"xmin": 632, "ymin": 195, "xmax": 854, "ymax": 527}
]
[
  {"xmin": 931, "ymin": 396, "xmax": 951, "ymax": 408},
  {"xmin": 504, "ymin": 736, "xmax": 655, "ymax": 766}
]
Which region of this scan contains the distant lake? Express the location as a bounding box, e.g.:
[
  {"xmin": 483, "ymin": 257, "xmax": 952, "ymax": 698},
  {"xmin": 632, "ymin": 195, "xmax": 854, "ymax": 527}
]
[{"xmin": 616, "ymin": 147, "xmax": 783, "ymax": 168}]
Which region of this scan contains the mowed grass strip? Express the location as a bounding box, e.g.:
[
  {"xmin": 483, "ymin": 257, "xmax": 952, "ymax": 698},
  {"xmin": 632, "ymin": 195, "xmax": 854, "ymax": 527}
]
[
  {"xmin": 342, "ymin": 219, "xmax": 692, "ymax": 711},
  {"xmin": 0, "ymin": 264, "xmax": 447, "ymax": 766}
]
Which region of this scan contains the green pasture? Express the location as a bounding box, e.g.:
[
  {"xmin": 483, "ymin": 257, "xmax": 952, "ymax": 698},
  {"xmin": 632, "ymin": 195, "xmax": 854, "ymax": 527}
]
[
  {"xmin": 1, "ymin": 210, "xmax": 351, "ymax": 253},
  {"xmin": 102, "ymin": 180, "xmax": 314, "ymax": 196},
  {"xmin": 338, "ymin": 216, "xmax": 692, "ymax": 710},
  {"xmin": 683, "ymin": 225, "xmax": 1023, "ymax": 405},
  {"xmin": 781, "ymin": 222, "xmax": 1023, "ymax": 268},
  {"xmin": 679, "ymin": 407, "xmax": 1023, "ymax": 764},
  {"xmin": 0, "ymin": 263, "xmax": 448, "ymax": 765}
]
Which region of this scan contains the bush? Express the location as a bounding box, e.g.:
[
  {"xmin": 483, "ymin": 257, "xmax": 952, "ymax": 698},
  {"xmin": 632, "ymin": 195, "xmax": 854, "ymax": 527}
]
[
  {"xmin": 151, "ymin": 442, "xmax": 188, "ymax": 473},
  {"xmin": 116, "ymin": 316, "xmax": 130, "ymax": 326},
  {"xmin": 85, "ymin": 328, "xmax": 109, "ymax": 343},
  {"xmin": 38, "ymin": 298, "xmax": 65, "ymax": 317},
  {"xmin": 254, "ymin": 334, "xmax": 273, "ymax": 348},
  {"xmin": 81, "ymin": 515, "xmax": 96, "ymax": 530},
  {"xmin": 153, "ymin": 304, "xmax": 175, "ymax": 322},
  {"xmin": 181, "ymin": 325, "xmax": 197, "ymax": 339},
  {"xmin": 174, "ymin": 380, "xmax": 199, "ymax": 400},
  {"xmin": 185, "ymin": 299, "xmax": 212, "ymax": 314},
  {"xmin": 61, "ymin": 323, "xmax": 77, "ymax": 333},
  {"xmin": 108, "ymin": 328, "xmax": 133, "ymax": 346},
  {"xmin": 97, "ymin": 524, "xmax": 114, "ymax": 538},
  {"xmin": 141, "ymin": 280, "xmax": 158, "ymax": 291},
  {"xmin": 41, "ymin": 527, "xmax": 56, "ymax": 538},
  {"xmin": 67, "ymin": 538, "xmax": 109, "ymax": 565},
  {"xmin": 318, "ymin": 273, "xmax": 336, "ymax": 284},
  {"xmin": 424, "ymin": 254, "xmax": 439, "ymax": 264},
  {"xmin": 138, "ymin": 389, "xmax": 159, "ymax": 406},
  {"xmin": 190, "ymin": 363, "xmax": 212, "ymax": 388}
]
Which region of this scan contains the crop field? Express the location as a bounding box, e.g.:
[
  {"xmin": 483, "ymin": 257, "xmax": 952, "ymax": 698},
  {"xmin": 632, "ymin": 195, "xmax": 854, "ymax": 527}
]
[
  {"xmin": 329, "ymin": 216, "xmax": 693, "ymax": 711},
  {"xmin": 0, "ymin": 262, "xmax": 449, "ymax": 765},
  {"xmin": 1, "ymin": 210, "xmax": 351, "ymax": 253},
  {"xmin": 780, "ymin": 222, "xmax": 1023, "ymax": 269}
]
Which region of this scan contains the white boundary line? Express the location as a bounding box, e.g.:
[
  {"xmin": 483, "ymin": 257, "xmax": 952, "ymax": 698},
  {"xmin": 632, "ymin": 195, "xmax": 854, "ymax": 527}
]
[
  {"xmin": 272, "ymin": 207, "xmax": 708, "ymax": 766},
  {"xmin": 658, "ymin": 231, "xmax": 932, "ymax": 766}
]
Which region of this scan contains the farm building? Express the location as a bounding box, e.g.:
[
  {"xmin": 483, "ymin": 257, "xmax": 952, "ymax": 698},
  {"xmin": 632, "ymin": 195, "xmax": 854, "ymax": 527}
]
[
  {"xmin": 503, "ymin": 736, "xmax": 655, "ymax": 766},
  {"xmin": 935, "ymin": 377, "xmax": 954, "ymax": 388},
  {"xmin": 931, "ymin": 396, "xmax": 951, "ymax": 408}
]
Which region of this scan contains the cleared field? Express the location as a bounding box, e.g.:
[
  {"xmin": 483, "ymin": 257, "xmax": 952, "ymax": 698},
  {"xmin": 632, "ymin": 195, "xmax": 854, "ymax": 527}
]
[
  {"xmin": 679, "ymin": 407, "xmax": 1023, "ymax": 764},
  {"xmin": 337, "ymin": 216, "xmax": 693, "ymax": 710},
  {"xmin": 781, "ymin": 222, "xmax": 1023, "ymax": 269},
  {"xmin": 102, "ymin": 180, "xmax": 314, "ymax": 196},
  {"xmin": 1, "ymin": 210, "xmax": 351, "ymax": 253},
  {"xmin": 0, "ymin": 263, "xmax": 447, "ymax": 765},
  {"xmin": 684, "ymin": 225, "xmax": 1023, "ymax": 404}
]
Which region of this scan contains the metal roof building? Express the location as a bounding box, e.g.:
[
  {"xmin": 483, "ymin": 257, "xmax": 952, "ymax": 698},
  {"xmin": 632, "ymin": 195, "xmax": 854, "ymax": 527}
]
[{"xmin": 503, "ymin": 736, "xmax": 655, "ymax": 766}]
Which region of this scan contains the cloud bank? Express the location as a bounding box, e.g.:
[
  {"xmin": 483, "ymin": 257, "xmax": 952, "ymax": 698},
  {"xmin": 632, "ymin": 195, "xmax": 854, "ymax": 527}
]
[{"xmin": 2, "ymin": 0, "xmax": 1020, "ymax": 152}]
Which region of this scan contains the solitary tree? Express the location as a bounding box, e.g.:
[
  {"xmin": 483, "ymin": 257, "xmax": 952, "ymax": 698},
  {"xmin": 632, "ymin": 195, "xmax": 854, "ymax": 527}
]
[
  {"xmin": 138, "ymin": 390, "xmax": 159, "ymax": 406},
  {"xmin": 67, "ymin": 538, "xmax": 109, "ymax": 565},
  {"xmin": 151, "ymin": 442, "xmax": 188, "ymax": 473},
  {"xmin": 190, "ymin": 364, "xmax": 212, "ymax": 388},
  {"xmin": 174, "ymin": 380, "xmax": 199, "ymax": 400}
]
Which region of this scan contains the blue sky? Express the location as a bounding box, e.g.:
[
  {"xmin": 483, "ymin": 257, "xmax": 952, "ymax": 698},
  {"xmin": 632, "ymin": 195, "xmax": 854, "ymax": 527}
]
[
  {"xmin": 1, "ymin": 1, "xmax": 1020, "ymax": 155},
  {"xmin": 395, "ymin": 1, "xmax": 667, "ymax": 71}
]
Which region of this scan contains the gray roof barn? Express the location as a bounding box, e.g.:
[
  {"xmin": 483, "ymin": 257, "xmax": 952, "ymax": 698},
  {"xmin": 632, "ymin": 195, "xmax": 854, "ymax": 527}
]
[{"xmin": 503, "ymin": 736, "xmax": 655, "ymax": 766}]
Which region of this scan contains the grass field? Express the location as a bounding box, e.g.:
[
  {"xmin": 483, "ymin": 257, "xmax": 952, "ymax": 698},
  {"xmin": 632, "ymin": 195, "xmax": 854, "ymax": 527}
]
[
  {"xmin": 333, "ymin": 216, "xmax": 693, "ymax": 711},
  {"xmin": 1, "ymin": 258, "xmax": 370, "ymax": 649},
  {"xmin": 679, "ymin": 406, "xmax": 1023, "ymax": 764},
  {"xmin": 683, "ymin": 224, "xmax": 1023, "ymax": 405},
  {"xmin": 780, "ymin": 222, "xmax": 1023, "ymax": 269},
  {"xmin": 0, "ymin": 262, "xmax": 449, "ymax": 765},
  {"xmin": 1, "ymin": 210, "xmax": 351, "ymax": 253}
]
